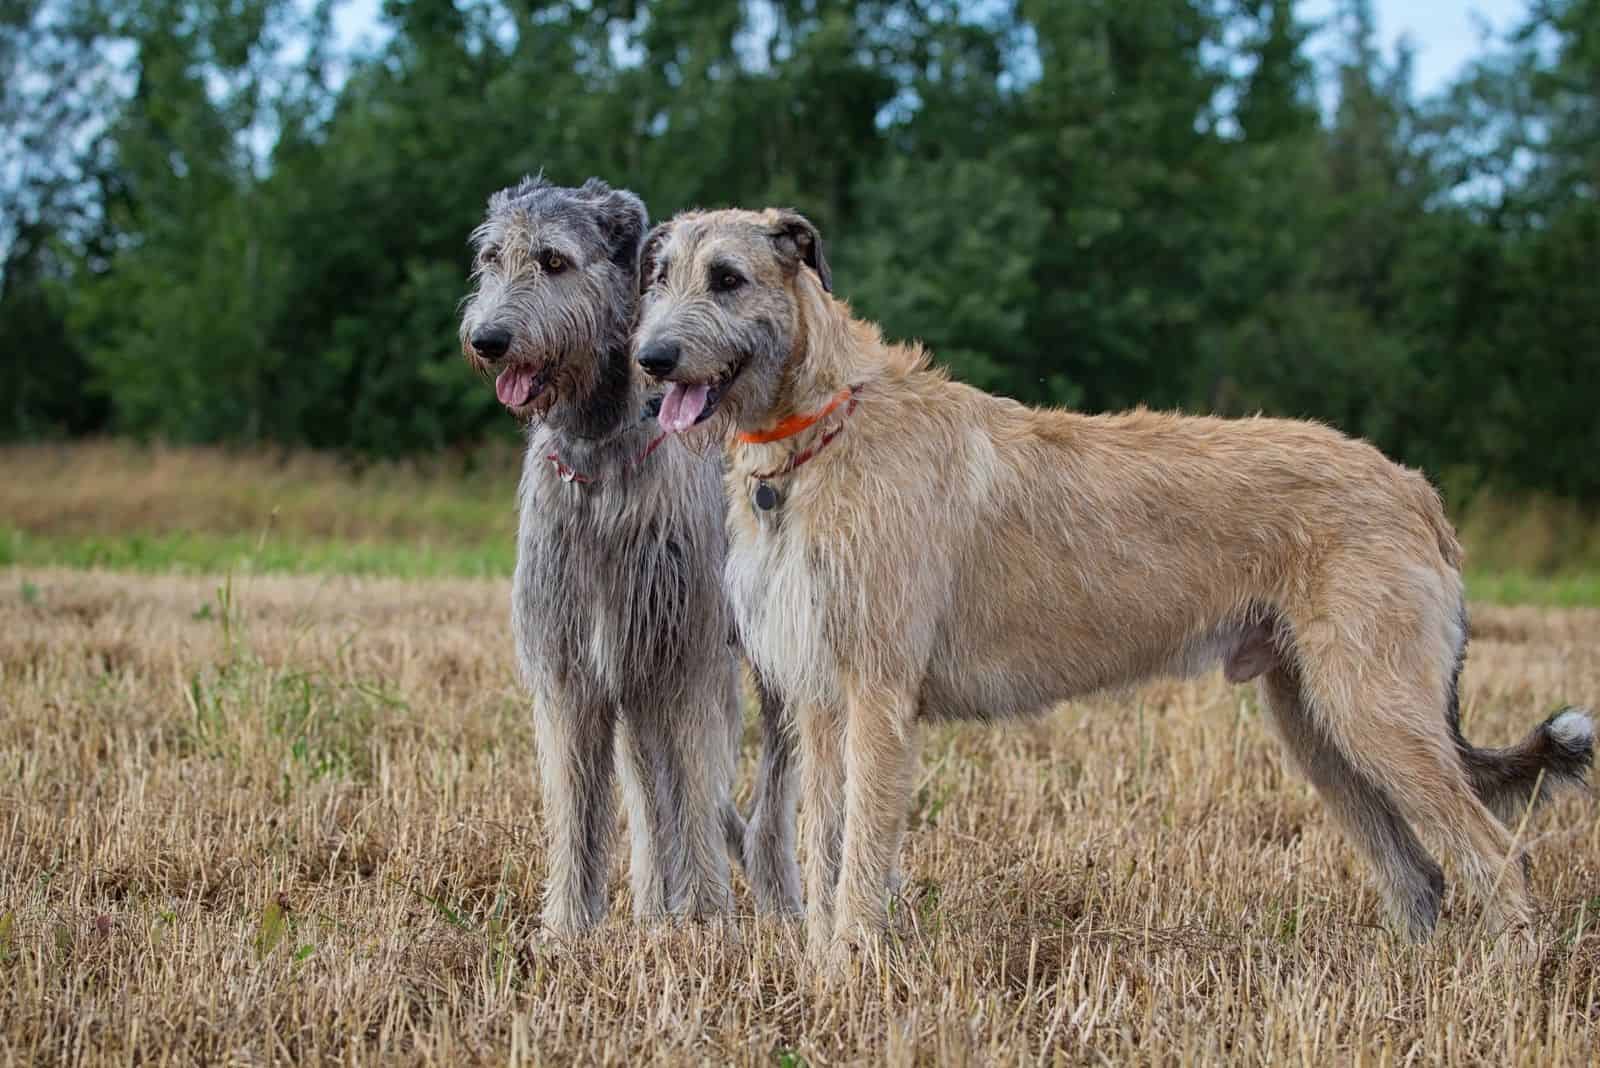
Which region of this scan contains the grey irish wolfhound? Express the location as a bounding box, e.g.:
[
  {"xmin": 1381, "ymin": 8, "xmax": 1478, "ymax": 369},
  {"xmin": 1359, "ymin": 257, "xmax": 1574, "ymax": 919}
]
[
  {"xmin": 632, "ymin": 206, "xmax": 1593, "ymax": 966},
  {"xmin": 458, "ymin": 178, "xmax": 800, "ymax": 934}
]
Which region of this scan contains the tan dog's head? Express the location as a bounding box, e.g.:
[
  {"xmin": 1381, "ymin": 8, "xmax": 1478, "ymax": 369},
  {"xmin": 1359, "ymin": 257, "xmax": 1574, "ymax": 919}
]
[{"xmin": 631, "ymin": 208, "xmax": 831, "ymax": 435}]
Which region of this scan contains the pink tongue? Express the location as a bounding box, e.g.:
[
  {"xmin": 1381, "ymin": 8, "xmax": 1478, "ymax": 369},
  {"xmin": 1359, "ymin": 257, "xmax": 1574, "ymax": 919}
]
[
  {"xmin": 495, "ymin": 365, "xmax": 535, "ymax": 407},
  {"xmin": 658, "ymin": 383, "xmax": 710, "ymax": 433}
]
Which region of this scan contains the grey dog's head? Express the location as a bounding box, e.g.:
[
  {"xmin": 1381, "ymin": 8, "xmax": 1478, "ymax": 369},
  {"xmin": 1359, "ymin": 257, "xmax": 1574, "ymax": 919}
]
[
  {"xmin": 459, "ymin": 176, "xmax": 647, "ymax": 421},
  {"xmin": 630, "ymin": 208, "xmax": 831, "ymax": 435}
]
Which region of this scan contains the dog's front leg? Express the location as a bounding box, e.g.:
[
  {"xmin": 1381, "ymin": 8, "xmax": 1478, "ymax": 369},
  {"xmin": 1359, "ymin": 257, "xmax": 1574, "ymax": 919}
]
[
  {"xmin": 824, "ymin": 683, "xmax": 917, "ymax": 971},
  {"xmin": 533, "ymin": 693, "xmax": 617, "ymax": 935},
  {"xmin": 617, "ymin": 694, "xmax": 735, "ymax": 923},
  {"xmin": 798, "ymin": 702, "xmax": 846, "ymax": 952},
  {"xmin": 616, "ymin": 717, "xmax": 676, "ymax": 921}
]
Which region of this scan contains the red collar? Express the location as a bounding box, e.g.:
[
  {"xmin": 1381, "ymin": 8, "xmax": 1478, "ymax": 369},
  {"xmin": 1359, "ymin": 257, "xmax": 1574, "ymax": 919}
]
[
  {"xmin": 740, "ymin": 385, "xmax": 862, "ymax": 481},
  {"xmin": 736, "ymin": 387, "xmax": 856, "ymax": 445},
  {"xmin": 546, "ymin": 431, "xmax": 668, "ymax": 486}
]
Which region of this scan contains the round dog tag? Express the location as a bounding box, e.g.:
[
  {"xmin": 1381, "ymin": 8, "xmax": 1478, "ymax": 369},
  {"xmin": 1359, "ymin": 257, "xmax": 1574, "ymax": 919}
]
[{"xmin": 753, "ymin": 481, "xmax": 780, "ymax": 512}]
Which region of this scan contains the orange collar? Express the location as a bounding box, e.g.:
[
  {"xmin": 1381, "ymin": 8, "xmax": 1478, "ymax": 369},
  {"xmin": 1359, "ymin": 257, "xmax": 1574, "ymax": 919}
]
[
  {"xmin": 736, "ymin": 387, "xmax": 857, "ymax": 445},
  {"xmin": 739, "ymin": 385, "xmax": 863, "ymax": 484}
]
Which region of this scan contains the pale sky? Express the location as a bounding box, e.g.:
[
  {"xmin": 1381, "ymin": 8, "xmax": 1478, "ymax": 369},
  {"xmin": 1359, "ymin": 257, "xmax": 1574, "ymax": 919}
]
[
  {"xmin": 334, "ymin": 0, "xmax": 1531, "ymax": 99},
  {"xmin": 1304, "ymin": 0, "xmax": 1526, "ymax": 93}
]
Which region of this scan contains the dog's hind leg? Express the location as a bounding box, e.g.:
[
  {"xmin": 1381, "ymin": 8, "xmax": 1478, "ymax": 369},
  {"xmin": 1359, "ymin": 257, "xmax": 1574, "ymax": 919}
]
[
  {"xmin": 1257, "ymin": 663, "xmax": 1445, "ymax": 938},
  {"xmin": 721, "ymin": 666, "xmax": 748, "ymax": 864},
  {"xmin": 534, "ymin": 693, "xmax": 617, "ymax": 935},
  {"xmin": 1335, "ymin": 698, "xmax": 1531, "ymax": 934},
  {"xmin": 1293, "ymin": 599, "xmax": 1535, "ymax": 935},
  {"xmin": 742, "ymin": 672, "xmax": 803, "ymax": 915}
]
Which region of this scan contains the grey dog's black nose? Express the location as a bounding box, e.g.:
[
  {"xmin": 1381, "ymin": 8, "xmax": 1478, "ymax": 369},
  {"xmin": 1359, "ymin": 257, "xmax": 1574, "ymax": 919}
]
[
  {"xmin": 637, "ymin": 340, "xmax": 680, "ymax": 378},
  {"xmin": 470, "ymin": 326, "xmax": 511, "ymax": 361}
]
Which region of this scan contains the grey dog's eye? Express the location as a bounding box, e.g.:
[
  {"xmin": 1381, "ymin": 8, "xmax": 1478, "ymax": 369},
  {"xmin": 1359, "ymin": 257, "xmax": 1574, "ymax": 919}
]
[
  {"xmin": 540, "ymin": 250, "xmax": 566, "ymax": 273},
  {"xmin": 479, "ymin": 246, "xmax": 500, "ymax": 267},
  {"xmin": 712, "ymin": 270, "xmax": 743, "ymax": 293}
]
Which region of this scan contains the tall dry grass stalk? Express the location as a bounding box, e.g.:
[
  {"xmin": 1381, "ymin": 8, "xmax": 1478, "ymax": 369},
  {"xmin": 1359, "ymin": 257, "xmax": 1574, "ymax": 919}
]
[{"xmin": 2, "ymin": 567, "xmax": 1596, "ymax": 1064}]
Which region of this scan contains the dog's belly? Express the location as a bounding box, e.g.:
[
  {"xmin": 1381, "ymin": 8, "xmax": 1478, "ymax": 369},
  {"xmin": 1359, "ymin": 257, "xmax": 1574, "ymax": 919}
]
[
  {"xmin": 915, "ymin": 622, "xmax": 1153, "ymax": 721},
  {"xmin": 915, "ymin": 593, "xmax": 1282, "ymax": 723},
  {"xmin": 915, "ymin": 659, "xmax": 1063, "ymax": 722}
]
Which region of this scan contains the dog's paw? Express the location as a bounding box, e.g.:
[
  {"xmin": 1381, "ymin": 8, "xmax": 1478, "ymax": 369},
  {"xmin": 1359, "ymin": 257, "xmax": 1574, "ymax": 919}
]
[
  {"xmin": 1486, "ymin": 920, "xmax": 1540, "ymax": 970},
  {"xmin": 676, "ymin": 886, "xmax": 735, "ymax": 925},
  {"xmin": 528, "ymin": 917, "xmax": 594, "ymax": 957},
  {"xmin": 684, "ymin": 910, "xmax": 746, "ymax": 947},
  {"xmin": 536, "ymin": 907, "xmax": 597, "ymax": 944},
  {"xmin": 809, "ymin": 923, "xmax": 887, "ymax": 982},
  {"xmin": 804, "ymin": 912, "xmax": 834, "ymax": 958},
  {"xmin": 806, "ymin": 935, "xmax": 860, "ymax": 982}
]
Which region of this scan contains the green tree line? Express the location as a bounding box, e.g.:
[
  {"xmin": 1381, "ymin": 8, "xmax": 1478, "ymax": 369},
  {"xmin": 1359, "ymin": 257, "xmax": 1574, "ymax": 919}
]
[{"xmin": 2, "ymin": 0, "xmax": 1597, "ymax": 499}]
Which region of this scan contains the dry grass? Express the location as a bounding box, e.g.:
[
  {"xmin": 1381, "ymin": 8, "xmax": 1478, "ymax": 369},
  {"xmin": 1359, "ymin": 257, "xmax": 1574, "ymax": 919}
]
[
  {"xmin": 3, "ymin": 567, "xmax": 1597, "ymax": 1065},
  {"xmin": 0, "ymin": 440, "xmax": 518, "ymax": 545},
  {"xmin": 5, "ymin": 442, "xmax": 1599, "ymax": 604}
]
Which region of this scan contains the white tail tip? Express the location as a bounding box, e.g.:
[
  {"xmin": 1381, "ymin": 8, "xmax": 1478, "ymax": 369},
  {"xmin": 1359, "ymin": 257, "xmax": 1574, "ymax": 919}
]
[{"xmin": 1548, "ymin": 708, "xmax": 1594, "ymax": 748}]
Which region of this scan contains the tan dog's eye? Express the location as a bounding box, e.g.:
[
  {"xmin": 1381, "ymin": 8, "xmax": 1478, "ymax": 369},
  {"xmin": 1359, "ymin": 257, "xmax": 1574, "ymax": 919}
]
[
  {"xmin": 713, "ymin": 270, "xmax": 743, "ymax": 293},
  {"xmin": 541, "ymin": 250, "xmax": 566, "ymax": 273},
  {"xmin": 479, "ymin": 246, "xmax": 500, "ymax": 267}
]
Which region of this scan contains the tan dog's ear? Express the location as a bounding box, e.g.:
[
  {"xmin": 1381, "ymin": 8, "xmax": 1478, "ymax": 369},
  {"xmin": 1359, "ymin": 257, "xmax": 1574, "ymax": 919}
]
[
  {"xmin": 638, "ymin": 222, "xmax": 672, "ymax": 295},
  {"xmin": 769, "ymin": 210, "xmax": 831, "ymax": 293}
]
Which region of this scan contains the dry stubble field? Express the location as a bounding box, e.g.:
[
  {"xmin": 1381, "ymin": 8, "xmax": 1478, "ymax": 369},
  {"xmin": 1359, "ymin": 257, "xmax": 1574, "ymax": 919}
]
[{"xmin": 3, "ymin": 562, "xmax": 1598, "ymax": 1066}]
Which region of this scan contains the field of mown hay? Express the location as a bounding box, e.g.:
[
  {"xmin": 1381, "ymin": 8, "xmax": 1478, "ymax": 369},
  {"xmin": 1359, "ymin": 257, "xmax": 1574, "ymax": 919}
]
[{"xmin": 2, "ymin": 566, "xmax": 1597, "ymax": 1064}]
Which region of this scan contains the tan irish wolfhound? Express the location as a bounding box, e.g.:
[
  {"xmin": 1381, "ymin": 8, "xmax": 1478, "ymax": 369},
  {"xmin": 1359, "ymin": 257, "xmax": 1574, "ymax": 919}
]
[{"xmin": 631, "ymin": 206, "xmax": 1593, "ymax": 966}]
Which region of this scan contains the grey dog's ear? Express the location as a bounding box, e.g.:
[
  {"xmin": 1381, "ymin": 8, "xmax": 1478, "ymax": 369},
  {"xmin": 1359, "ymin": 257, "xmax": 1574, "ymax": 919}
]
[
  {"xmin": 577, "ymin": 178, "xmax": 648, "ymax": 268},
  {"xmin": 768, "ymin": 209, "xmax": 831, "ymax": 293},
  {"xmin": 638, "ymin": 221, "xmax": 672, "ymax": 295}
]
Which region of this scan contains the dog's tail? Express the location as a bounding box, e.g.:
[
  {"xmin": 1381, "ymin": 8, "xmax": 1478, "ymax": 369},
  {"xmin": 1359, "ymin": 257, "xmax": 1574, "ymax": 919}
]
[{"xmin": 1458, "ymin": 707, "xmax": 1594, "ymax": 824}]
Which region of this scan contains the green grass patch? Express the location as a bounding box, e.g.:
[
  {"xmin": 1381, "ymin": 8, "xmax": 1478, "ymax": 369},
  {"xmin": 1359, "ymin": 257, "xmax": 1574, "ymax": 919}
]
[
  {"xmin": 0, "ymin": 526, "xmax": 514, "ymax": 579},
  {"xmin": 1463, "ymin": 570, "xmax": 1600, "ymax": 608},
  {"xmin": 5, "ymin": 525, "xmax": 1600, "ymax": 605}
]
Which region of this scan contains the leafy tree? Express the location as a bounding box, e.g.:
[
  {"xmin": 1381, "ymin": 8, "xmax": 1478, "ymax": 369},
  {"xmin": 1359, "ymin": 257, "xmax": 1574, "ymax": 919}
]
[
  {"xmin": 0, "ymin": 0, "xmax": 119, "ymax": 437},
  {"xmin": 1012, "ymin": 0, "xmax": 1233, "ymax": 409},
  {"xmin": 1, "ymin": 0, "xmax": 1595, "ymax": 502},
  {"xmin": 67, "ymin": 0, "xmax": 304, "ymax": 441}
]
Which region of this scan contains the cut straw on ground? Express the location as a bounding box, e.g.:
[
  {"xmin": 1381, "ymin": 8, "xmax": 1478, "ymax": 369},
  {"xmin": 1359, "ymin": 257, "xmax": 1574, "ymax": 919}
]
[{"xmin": 2, "ymin": 567, "xmax": 1596, "ymax": 1064}]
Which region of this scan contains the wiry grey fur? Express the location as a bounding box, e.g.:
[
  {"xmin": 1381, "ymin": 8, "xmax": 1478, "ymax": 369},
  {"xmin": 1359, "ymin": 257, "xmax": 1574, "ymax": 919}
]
[{"xmin": 458, "ymin": 176, "xmax": 800, "ymax": 932}]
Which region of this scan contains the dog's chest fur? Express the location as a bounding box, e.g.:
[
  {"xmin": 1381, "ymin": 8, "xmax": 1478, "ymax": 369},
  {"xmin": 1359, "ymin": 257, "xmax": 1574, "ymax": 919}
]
[
  {"xmin": 513, "ymin": 431, "xmax": 728, "ymax": 708},
  {"xmin": 724, "ymin": 482, "xmax": 841, "ymax": 710}
]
